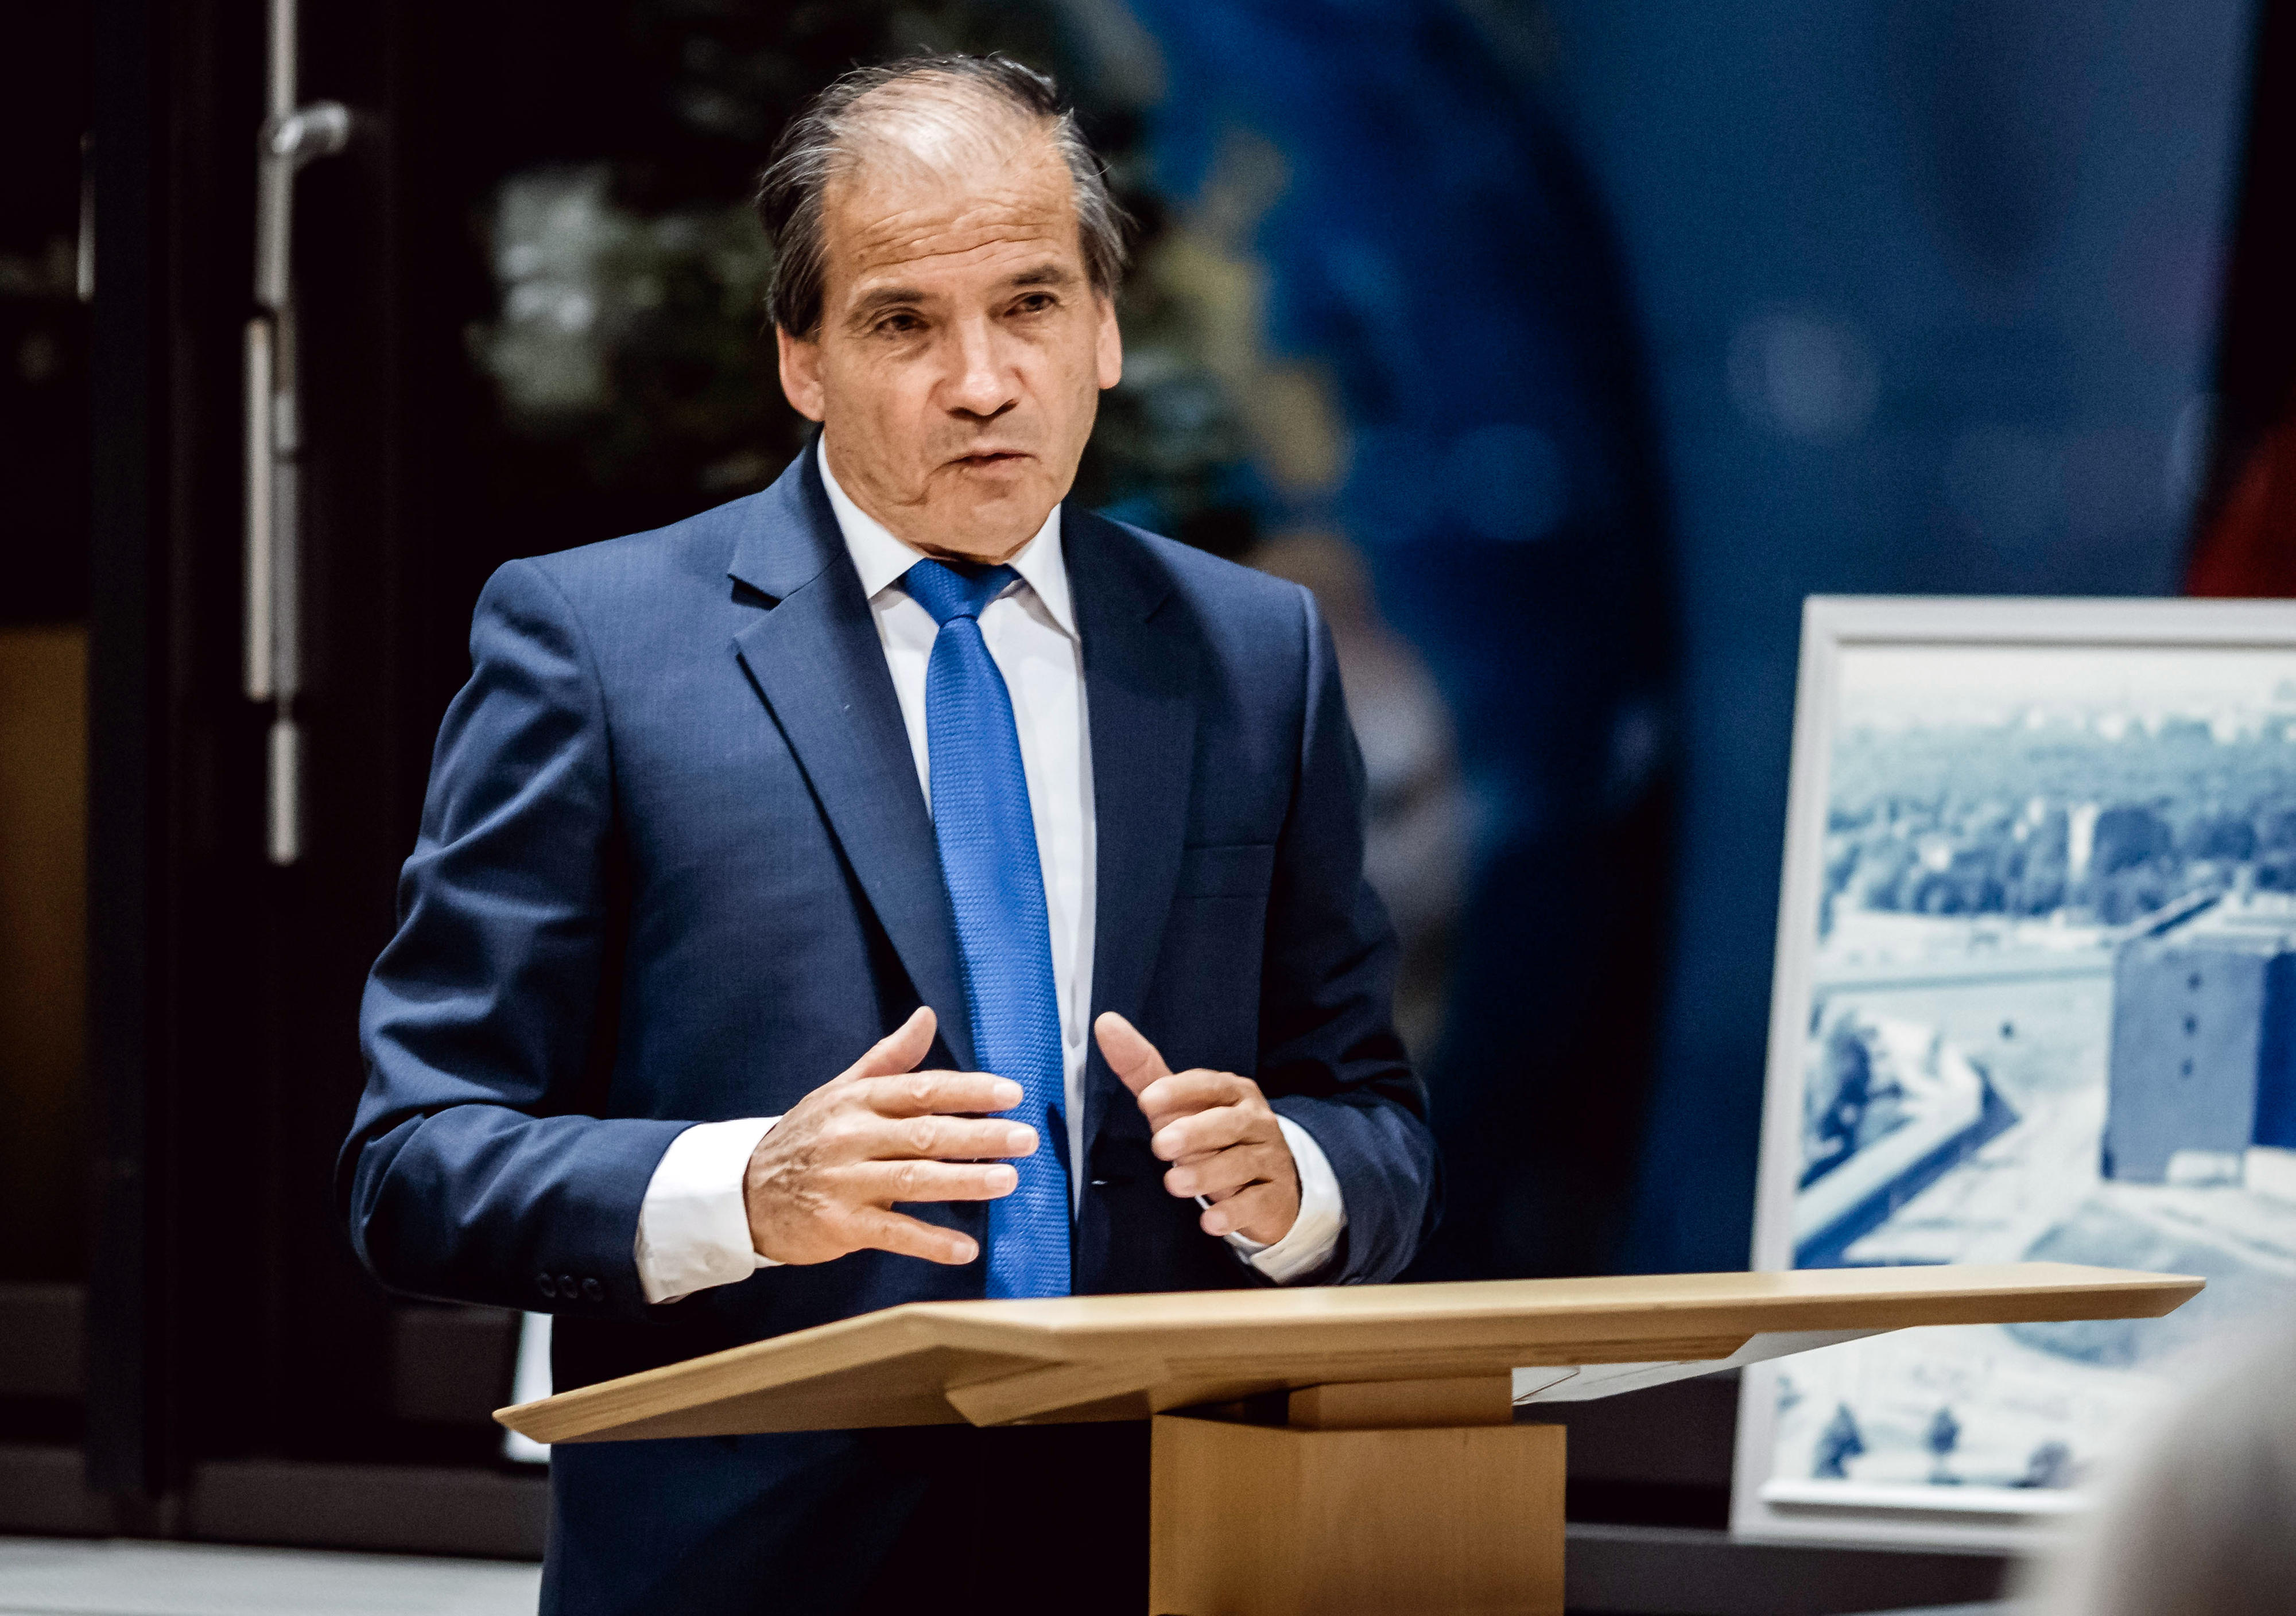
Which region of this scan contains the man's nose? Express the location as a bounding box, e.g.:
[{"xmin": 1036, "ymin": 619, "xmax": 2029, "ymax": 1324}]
[{"xmin": 943, "ymin": 318, "xmax": 1018, "ymax": 421}]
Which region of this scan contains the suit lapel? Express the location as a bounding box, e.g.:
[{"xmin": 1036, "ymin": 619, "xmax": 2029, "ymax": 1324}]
[
  {"xmin": 726, "ymin": 449, "xmax": 975, "ymax": 1070},
  {"xmin": 1069, "ymin": 511, "xmax": 1198, "ymax": 1155}
]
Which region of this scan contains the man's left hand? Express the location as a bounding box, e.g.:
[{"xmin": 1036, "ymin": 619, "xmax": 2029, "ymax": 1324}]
[{"xmin": 1093, "ymin": 1012, "xmax": 1300, "ymax": 1246}]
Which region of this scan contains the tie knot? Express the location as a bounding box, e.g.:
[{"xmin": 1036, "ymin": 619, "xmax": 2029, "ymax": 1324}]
[{"xmin": 902, "ymin": 558, "xmax": 1018, "ymax": 626}]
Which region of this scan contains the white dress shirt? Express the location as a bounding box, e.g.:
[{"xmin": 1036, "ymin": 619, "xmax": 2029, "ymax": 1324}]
[{"xmin": 630, "ymin": 440, "xmax": 1346, "ymax": 1304}]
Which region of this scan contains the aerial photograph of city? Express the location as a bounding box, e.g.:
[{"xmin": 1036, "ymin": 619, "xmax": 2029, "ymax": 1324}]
[{"xmin": 1762, "ymin": 642, "xmax": 2296, "ymax": 1516}]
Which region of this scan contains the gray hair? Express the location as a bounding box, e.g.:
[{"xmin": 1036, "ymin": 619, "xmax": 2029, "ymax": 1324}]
[{"xmin": 754, "ymin": 53, "xmax": 1131, "ymax": 337}]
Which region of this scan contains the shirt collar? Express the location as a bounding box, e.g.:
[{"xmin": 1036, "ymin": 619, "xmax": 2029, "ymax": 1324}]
[{"xmin": 816, "ymin": 436, "xmax": 1075, "ymax": 639}]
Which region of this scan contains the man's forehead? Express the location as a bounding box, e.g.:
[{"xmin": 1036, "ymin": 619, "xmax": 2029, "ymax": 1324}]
[{"xmin": 824, "ymin": 146, "xmax": 1083, "ymax": 294}]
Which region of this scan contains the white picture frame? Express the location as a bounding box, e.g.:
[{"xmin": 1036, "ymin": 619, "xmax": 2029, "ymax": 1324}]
[{"xmin": 1732, "ymin": 595, "xmax": 2296, "ymax": 1551}]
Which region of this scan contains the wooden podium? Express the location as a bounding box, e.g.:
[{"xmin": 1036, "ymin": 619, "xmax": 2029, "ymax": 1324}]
[{"xmin": 498, "ymin": 1262, "xmax": 2197, "ymax": 1614}]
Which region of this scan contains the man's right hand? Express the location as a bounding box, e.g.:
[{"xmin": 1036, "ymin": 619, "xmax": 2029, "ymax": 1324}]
[{"xmin": 742, "ymin": 1006, "xmax": 1034, "ymax": 1267}]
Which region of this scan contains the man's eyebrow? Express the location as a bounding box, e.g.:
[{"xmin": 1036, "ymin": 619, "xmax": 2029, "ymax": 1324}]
[
  {"xmin": 843, "ymin": 262, "xmax": 1081, "ymax": 325},
  {"xmin": 847, "ymin": 283, "xmax": 928, "ymax": 324}
]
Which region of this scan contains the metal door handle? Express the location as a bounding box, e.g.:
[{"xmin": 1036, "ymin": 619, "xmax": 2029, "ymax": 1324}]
[{"xmin": 244, "ymin": 0, "xmax": 347, "ymax": 864}]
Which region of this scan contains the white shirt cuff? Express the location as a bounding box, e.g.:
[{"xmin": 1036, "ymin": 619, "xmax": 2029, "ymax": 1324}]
[
  {"xmin": 634, "ymin": 1117, "xmax": 782, "ymax": 1305},
  {"xmin": 1224, "ymin": 1114, "xmax": 1347, "ymax": 1284}
]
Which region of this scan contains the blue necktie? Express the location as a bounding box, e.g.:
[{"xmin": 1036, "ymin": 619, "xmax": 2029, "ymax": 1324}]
[{"xmin": 902, "ymin": 558, "xmax": 1071, "ymax": 1299}]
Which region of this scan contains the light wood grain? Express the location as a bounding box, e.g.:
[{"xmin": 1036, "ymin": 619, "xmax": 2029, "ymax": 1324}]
[
  {"xmin": 497, "ymin": 1262, "xmax": 2201, "ymax": 1444},
  {"xmin": 1287, "ymin": 1375, "xmax": 1514, "ymax": 1429},
  {"xmin": 943, "ymin": 1355, "xmax": 1168, "ymax": 1426},
  {"xmin": 1149, "ymin": 1413, "xmax": 1565, "ymax": 1615}
]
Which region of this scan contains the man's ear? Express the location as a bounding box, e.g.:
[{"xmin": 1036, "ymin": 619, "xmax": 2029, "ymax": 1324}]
[
  {"xmin": 1095, "ymin": 294, "xmax": 1123, "ymax": 392},
  {"xmin": 778, "ymin": 325, "xmax": 827, "ymax": 422}
]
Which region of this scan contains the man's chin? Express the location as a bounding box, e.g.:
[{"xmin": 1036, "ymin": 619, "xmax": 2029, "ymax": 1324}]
[{"xmin": 914, "ymin": 483, "xmax": 1062, "ymax": 561}]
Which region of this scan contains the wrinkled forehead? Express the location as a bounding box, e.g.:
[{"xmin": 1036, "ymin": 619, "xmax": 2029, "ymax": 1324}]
[{"xmin": 819, "ymin": 90, "xmax": 1083, "ymax": 291}]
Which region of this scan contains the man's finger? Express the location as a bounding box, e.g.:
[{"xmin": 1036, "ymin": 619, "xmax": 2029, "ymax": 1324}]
[
  {"xmin": 862, "ymin": 1114, "xmax": 1037, "ymax": 1163},
  {"xmin": 1150, "ymin": 1103, "xmax": 1260, "ymax": 1162},
  {"xmin": 850, "ymin": 1160, "xmax": 1019, "ymax": 1203},
  {"xmin": 1094, "ymin": 1011, "xmax": 1172, "ymax": 1098},
  {"xmin": 849, "ymin": 1207, "xmax": 979, "ymax": 1266},
  {"xmin": 1165, "ymin": 1144, "xmax": 1273, "ymax": 1202},
  {"xmin": 863, "ymin": 1070, "xmax": 1025, "ymax": 1119},
  {"xmin": 1137, "ymin": 1069, "xmax": 1252, "ymax": 1128},
  {"xmin": 1199, "ymin": 1180, "xmax": 1294, "ymax": 1240},
  {"xmin": 834, "ymin": 1006, "xmax": 937, "ymax": 1085}
]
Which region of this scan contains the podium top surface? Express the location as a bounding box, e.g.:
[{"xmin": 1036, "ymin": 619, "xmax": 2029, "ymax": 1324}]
[{"xmin": 499, "ymin": 1261, "xmax": 2199, "ymax": 1444}]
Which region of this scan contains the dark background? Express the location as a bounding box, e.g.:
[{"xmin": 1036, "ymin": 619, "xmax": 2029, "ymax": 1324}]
[{"xmin": 1, "ymin": 1, "xmax": 2291, "ymax": 1610}]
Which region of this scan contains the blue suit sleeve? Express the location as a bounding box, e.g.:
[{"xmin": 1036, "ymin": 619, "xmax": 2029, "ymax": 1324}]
[
  {"xmin": 1260, "ymin": 588, "xmax": 1442, "ymax": 1284},
  {"xmin": 339, "ymin": 558, "xmax": 687, "ymax": 1320}
]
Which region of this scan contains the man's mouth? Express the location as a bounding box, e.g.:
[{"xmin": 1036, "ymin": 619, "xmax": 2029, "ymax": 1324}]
[{"xmin": 951, "ymin": 450, "xmax": 1028, "ymax": 469}]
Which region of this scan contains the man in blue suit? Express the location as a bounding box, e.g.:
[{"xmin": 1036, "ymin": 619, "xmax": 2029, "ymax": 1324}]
[{"xmin": 342, "ymin": 52, "xmax": 1436, "ymax": 1614}]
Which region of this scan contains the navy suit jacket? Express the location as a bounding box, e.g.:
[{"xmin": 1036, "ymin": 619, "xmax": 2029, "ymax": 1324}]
[{"xmin": 340, "ymin": 446, "xmax": 1437, "ymax": 1611}]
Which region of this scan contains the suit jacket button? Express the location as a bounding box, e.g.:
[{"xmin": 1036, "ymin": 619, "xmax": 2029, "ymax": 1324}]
[
  {"xmin": 559, "ymin": 1275, "xmax": 577, "ymax": 1299},
  {"xmin": 537, "ymin": 1273, "xmax": 557, "ymax": 1298},
  {"xmin": 581, "ymin": 1277, "xmax": 603, "ymax": 1302}
]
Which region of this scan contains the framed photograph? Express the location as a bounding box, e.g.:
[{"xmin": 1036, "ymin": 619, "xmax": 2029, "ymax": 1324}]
[{"xmin": 1732, "ymin": 596, "xmax": 2296, "ymax": 1550}]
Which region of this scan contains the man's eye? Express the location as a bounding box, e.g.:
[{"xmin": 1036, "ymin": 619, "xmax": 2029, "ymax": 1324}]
[
  {"xmin": 876, "ymin": 313, "xmax": 922, "ymax": 335},
  {"xmin": 1012, "ymin": 293, "xmax": 1056, "ymax": 314}
]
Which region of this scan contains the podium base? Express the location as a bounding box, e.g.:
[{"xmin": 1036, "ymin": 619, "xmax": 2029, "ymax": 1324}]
[{"xmin": 1147, "ymin": 1385, "xmax": 1564, "ymax": 1616}]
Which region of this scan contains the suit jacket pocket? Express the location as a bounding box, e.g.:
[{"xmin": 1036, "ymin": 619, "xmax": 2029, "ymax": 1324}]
[{"xmin": 1172, "ymin": 841, "xmax": 1277, "ymax": 900}]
